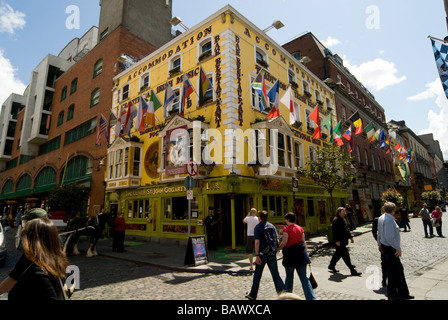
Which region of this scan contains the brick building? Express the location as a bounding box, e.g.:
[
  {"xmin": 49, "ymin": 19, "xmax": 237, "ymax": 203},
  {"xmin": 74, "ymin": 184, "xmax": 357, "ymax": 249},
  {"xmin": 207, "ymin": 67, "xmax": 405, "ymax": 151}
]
[
  {"xmin": 0, "ymin": 0, "xmax": 171, "ymax": 220},
  {"xmin": 283, "ymin": 32, "xmax": 394, "ymax": 221}
]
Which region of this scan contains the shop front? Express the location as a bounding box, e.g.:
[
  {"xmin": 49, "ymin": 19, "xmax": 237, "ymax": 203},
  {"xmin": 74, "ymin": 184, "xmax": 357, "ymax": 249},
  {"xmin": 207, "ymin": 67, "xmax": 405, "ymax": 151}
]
[{"xmin": 105, "ymin": 174, "xmax": 347, "ymax": 248}]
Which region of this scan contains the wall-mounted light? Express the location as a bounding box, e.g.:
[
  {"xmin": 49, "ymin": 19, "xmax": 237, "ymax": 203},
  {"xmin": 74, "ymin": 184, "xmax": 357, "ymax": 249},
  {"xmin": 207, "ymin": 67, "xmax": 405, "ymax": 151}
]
[
  {"xmin": 170, "ymin": 16, "xmax": 189, "ymax": 31},
  {"xmin": 263, "ymin": 20, "xmax": 284, "ymax": 33}
]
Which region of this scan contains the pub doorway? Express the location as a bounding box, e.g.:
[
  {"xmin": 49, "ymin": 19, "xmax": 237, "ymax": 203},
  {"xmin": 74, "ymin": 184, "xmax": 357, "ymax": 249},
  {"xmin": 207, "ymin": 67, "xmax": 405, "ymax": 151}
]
[{"xmin": 213, "ymin": 194, "xmax": 247, "ymax": 247}]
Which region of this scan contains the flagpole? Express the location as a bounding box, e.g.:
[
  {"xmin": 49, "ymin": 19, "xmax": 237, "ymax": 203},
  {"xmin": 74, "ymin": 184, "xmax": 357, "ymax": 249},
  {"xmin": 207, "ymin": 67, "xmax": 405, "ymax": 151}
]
[{"xmin": 428, "ymin": 35, "xmax": 448, "ymax": 43}]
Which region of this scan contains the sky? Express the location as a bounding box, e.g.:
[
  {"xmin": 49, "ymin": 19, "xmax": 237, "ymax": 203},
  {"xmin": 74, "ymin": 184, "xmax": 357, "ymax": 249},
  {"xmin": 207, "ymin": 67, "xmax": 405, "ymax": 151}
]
[{"xmin": 1, "ymin": 0, "xmax": 447, "ymax": 158}]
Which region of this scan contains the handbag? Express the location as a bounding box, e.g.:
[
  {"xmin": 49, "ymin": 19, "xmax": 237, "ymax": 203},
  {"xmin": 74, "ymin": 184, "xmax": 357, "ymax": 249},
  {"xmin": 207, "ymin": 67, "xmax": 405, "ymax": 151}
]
[
  {"xmin": 308, "ymin": 265, "xmax": 318, "ymax": 289},
  {"xmin": 432, "ymin": 218, "xmax": 441, "ymax": 228}
]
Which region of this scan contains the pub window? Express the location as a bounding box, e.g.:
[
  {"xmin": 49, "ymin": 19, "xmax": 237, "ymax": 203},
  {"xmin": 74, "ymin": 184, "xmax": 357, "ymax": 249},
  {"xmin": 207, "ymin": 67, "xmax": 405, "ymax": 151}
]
[
  {"xmin": 198, "ymin": 38, "xmax": 213, "ymax": 61},
  {"xmin": 255, "ymin": 47, "xmax": 268, "ymax": 70},
  {"xmin": 288, "ymin": 68, "xmax": 296, "ymax": 84},
  {"xmin": 277, "ymin": 132, "xmax": 286, "ymax": 167},
  {"xmin": 263, "ymin": 195, "xmax": 287, "ymax": 217},
  {"xmin": 108, "ymin": 153, "xmax": 114, "ymax": 179},
  {"xmin": 303, "ymin": 80, "xmax": 311, "ymax": 97},
  {"xmin": 294, "ymin": 141, "xmax": 303, "ymax": 168},
  {"xmin": 133, "ymin": 147, "xmax": 141, "ymax": 176},
  {"xmin": 124, "ymin": 147, "xmax": 129, "ymax": 176},
  {"xmin": 121, "ymin": 83, "xmax": 130, "ymax": 101},
  {"xmin": 115, "ymin": 149, "xmax": 123, "ymax": 178},
  {"xmin": 169, "ymin": 55, "xmax": 182, "ymax": 76},
  {"xmin": 140, "ymin": 72, "xmax": 150, "ymax": 91},
  {"xmin": 287, "ymin": 136, "xmax": 292, "ymax": 168},
  {"xmin": 305, "ymin": 110, "xmax": 313, "ymax": 131},
  {"xmin": 199, "ymin": 73, "xmax": 214, "ymax": 106},
  {"xmin": 166, "ymin": 88, "xmax": 180, "ymax": 115}
]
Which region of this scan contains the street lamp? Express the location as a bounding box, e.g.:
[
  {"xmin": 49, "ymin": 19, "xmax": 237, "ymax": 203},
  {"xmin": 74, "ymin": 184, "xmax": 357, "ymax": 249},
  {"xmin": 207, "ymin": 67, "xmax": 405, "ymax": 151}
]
[
  {"xmin": 170, "ymin": 16, "xmax": 189, "ymax": 31},
  {"xmin": 263, "ymin": 20, "xmax": 285, "ymax": 33}
]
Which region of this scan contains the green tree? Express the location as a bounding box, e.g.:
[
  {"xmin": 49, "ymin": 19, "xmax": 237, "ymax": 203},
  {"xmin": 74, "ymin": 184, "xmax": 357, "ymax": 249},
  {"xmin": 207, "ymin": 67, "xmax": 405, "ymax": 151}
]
[
  {"xmin": 297, "ymin": 145, "xmax": 356, "ymax": 216},
  {"xmin": 48, "ymin": 183, "xmax": 90, "ymax": 218},
  {"xmin": 421, "ymin": 190, "xmax": 440, "ymax": 210},
  {"xmin": 381, "ymin": 188, "xmax": 403, "ymax": 206}
]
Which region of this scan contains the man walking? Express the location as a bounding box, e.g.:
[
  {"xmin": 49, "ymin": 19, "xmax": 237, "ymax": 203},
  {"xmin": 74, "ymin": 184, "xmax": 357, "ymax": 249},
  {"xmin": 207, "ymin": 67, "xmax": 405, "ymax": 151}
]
[
  {"xmin": 377, "ymin": 202, "xmax": 414, "ymax": 300},
  {"xmin": 243, "ymin": 208, "xmax": 259, "ymax": 270},
  {"xmin": 420, "ymin": 203, "xmax": 434, "ymax": 238},
  {"xmin": 245, "ymin": 210, "xmax": 285, "ymax": 300}
]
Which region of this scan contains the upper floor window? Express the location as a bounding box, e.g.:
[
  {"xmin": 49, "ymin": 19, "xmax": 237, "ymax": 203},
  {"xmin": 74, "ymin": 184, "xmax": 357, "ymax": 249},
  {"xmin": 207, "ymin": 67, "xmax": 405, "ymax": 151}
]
[
  {"xmin": 60, "ymin": 86, "xmax": 67, "ymax": 101},
  {"xmin": 255, "ymin": 47, "xmax": 269, "ymax": 70},
  {"xmin": 70, "ymin": 78, "xmax": 78, "ymax": 94},
  {"xmin": 121, "ymin": 83, "xmax": 130, "ymax": 101},
  {"xmin": 198, "ymin": 39, "xmax": 213, "ymax": 62},
  {"xmin": 90, "ymin": 88, "xmax": 100, "ymax": 107},
  {"xmin": 67, "ymin": 104, "xmax": 75, "ymax": 121},
  {"xmin": 93, "ymin": 59, "xmax": 103, "ymax": 77},
  {"xmin": 57, "ymin": 111, "xmax": 64, "ymax": 126},
  {"xmin": 140, "ymin": 72, "xmax": 150, "ymax": 92},
  {"xmin": 169, "ymin": 55, "xmax": 182, "ymax": 77}
]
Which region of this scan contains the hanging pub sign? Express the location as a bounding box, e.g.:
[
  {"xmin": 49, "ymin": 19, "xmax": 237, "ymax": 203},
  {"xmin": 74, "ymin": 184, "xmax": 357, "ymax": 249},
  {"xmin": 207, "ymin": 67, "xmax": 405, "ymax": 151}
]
[{"xmin": 165, "ymin": 125, "xmax": 188, "ymax": 176}]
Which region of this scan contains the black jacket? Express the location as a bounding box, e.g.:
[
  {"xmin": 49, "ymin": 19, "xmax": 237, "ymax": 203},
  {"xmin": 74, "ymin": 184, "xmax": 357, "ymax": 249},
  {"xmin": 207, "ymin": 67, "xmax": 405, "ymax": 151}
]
[{"xmin": 332, "ymin": 215, "xmax": 352, "ymax": 246}]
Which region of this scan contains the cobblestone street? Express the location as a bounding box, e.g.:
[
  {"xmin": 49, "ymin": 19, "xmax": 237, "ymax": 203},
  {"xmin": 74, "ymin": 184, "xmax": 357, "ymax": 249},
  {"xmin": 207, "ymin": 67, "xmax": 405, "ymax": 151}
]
[{"xmin": 1, "ymin": 216, "xmax": 447, "ymax": 301}]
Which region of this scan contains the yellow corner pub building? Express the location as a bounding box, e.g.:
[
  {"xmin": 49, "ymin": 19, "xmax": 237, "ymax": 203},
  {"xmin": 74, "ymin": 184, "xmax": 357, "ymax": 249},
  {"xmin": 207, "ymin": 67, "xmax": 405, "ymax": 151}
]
[{"xmin": 104, "ymin": 5, "xmax": 346, "ymax": 249}]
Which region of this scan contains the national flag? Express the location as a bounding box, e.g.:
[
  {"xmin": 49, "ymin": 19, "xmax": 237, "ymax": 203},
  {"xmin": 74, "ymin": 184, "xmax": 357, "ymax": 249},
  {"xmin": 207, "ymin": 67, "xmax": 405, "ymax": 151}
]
[
  {"xmin": 385, "ymin": 138, "xmax": 391, "ymax": 153},
  {"xmin": 199, "ymin": 67, "xmax": 212, "ymax": 106},
  {"xmin": 135, "ymin": 95, "xmax": 149, "ymax": 133},
  {"xmin": 430, "ymin": 37, "xmax": 448, "ymax": 99},
  {"xmin": 115, "ymin": 104, "xmax": 127, "ymax": 138},
  {"xmin": 181, "ymin": 74, "xmax": 194, "ymax": 116},
  {"xmin": 379, "ymin": 130, "xmax": 387, "ymax": 148},
  {"xmin": 349, "ymin": 111, "xmax": 363, "ymax": 135},
  {"xmin": 163, "ymin": 81, "xmax": 176, "ymax": 118},
  {"xmin": 123, "ymin": 101, "xmax": 137, "ymax": 136},
  {"xmin": 394, "ymin": 143, "xmax": 402, "ymax": 151},
  {"xmin": 374, "ymin": 129, "xmax": 381, "ymax": 142},
  {"xmin": 334, "ymin": 120, "xmax": 344, "ymax": 146},
  {"xmin": 343, "ymin": 128, "xmax": 353, "ymax": 153},
  {"xmin": 267, "ymin": 80, "xmax": 280, "ymax": 119},
  {"xmin": 280, "ymin": 85, "xmax": 296, "ymax": 125},
  {"xmin": 105, "ymin": 111, "xmax": 117, "ymax": 143},
  {"xmin": 145, "ymin": 90, "xmax": 162, "ymax": 129},
  {"xmin": 322, "ymin": 115, "xmax": 334, "ymax": 145},
  {"xmin": 96, "ymin": 114, "xmax": 107, "ymax": 145},
  {"xmin": 343, "ymin": 128, "xmax": 352, "ymax": 141},
  {"xmin": 364, "ymin": 122, "xmax": 375, "ymax": 143},
  {"xmin": 252, "ymin": 71, "xmax": 268, "ymax": 112},
  {"xmin": 309, "ymin": 106, "xmax": 322, "ymax": 139}
]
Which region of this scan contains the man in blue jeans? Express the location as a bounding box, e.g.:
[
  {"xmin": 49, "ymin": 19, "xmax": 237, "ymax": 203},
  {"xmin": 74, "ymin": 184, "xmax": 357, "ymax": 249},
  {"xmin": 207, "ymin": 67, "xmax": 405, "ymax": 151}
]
[{"xmin": 245, "ymin": 210, "xmax": 285, "ymax": 300}]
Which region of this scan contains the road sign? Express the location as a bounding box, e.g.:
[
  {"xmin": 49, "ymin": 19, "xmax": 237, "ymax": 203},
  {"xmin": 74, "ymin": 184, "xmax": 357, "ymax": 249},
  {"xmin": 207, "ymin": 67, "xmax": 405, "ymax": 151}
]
[
  {"xmin": 187, "ymin": 189, "xmax": 194, "ymax": 200},
  {"xmin": 186, "ymin": 160, "xmax": 199, "ymax": 177},
  {"xmin": 184, "ymin": 176, "xmax": 196, "ymax": 190}
]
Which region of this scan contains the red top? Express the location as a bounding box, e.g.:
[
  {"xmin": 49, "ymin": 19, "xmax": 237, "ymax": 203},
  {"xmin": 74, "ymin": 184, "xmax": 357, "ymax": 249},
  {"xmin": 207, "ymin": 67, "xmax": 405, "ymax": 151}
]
[
  {"xmin": 114, "ymin": 217, "xmax": 126, "ymax": 232},
  {"xmin": 432, "ymin": 210, "xmax": 442, "ymax": 221},
  {"xmin": 282, "ymin": 224, "xmax": 304, "ymax": 248}
]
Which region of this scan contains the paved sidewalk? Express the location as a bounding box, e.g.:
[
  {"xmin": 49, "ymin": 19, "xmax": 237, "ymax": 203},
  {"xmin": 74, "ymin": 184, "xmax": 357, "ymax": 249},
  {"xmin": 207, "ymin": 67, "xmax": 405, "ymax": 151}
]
[{"xmin": 75, "ymin": 222, "xmax": 448, "ymax": 300}]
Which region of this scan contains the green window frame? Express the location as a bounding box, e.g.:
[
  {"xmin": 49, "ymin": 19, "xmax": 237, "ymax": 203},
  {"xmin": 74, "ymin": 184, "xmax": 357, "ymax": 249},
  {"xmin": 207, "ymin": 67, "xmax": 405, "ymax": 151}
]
[
  {"xmin": 93, "ymin": 59, "xmax": 103, "ymax": 78},
  {"xmin": 60, "ymin": 86, "xmax": 67, "ymax": 101},
  {"xmin": 64, "ymin": 118, "xmax": 96, "ymax": 145},
  {"xmin": 64, "ymin": 156, "xmax": 88, "ymax": 182},
  {"xmin": 70, "ymin": 78, "xmax": 78, "ymax": 94},
  {"xmin": 67, "ymin": 104, "xmax": 75, "ymax": 120},
  {"xmin": 2, "ymin": 180, "xmax": 14, "ymax": 194},
  {"xmin": 90, "ymin": 88, "xmax": 100, "ymax": 107},
  {"xmin": 57, "ymin": 111, "xmax": 64, "ymax": 126}
]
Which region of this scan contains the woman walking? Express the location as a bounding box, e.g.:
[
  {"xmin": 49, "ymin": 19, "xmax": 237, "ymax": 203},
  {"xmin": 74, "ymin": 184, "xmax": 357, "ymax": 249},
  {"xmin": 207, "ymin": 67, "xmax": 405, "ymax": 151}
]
[
  {"xmin": 278, "ymin": 212, "xmax": 316, "ymax": 300},
  {"xmin": 431, "ymin": 206, "xmax": 444, "ymax": 237}
]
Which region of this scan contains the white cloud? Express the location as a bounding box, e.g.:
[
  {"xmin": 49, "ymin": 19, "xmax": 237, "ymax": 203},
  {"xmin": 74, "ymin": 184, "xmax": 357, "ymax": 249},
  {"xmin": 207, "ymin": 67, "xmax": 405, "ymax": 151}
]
[
  {"xmin": 407, "ymin": 78, "xmax": 443, "ymax": 101},
  {"xmin": 345, "ymin": 58, "xmax": 406, "ymax": 91},
  {"xmin": 321, "ymin": 36, "xmax": 340, "ymax": 48},
  {"xmin": 0, "ymin": 49, "xmax": 26, "ymax": 103},
  {"xmin": 0, "ymin": 2, "xmax": 26, "ymax": 34},
  {"xmin": 415, "ymin": 79, "xmax": 448, "ymax": 159}
]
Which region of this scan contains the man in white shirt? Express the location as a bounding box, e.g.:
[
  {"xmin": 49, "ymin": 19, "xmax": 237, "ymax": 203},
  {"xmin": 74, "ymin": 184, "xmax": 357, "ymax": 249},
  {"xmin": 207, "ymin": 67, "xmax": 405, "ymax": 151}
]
[
  {"xmin": 377, "ymin": 202, "xmax": 413, "ymax": 300},
  {"xmin": 243, "ymin": 208, "xmax": 259, "ymax": 270}
]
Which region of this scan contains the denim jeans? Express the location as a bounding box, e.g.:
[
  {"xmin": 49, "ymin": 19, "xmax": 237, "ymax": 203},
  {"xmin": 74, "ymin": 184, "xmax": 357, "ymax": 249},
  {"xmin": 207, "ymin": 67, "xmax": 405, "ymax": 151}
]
[
  {"xmin": 285, "ymin": 264, "xmax": 316, "ymax": 300},
  {"xmin": 422, "ymin": 219, "xmax": 434, "ymax": 237},
  {"xmin": 249, "ymin": 253, "xmax": 285, "ymax": 299}
]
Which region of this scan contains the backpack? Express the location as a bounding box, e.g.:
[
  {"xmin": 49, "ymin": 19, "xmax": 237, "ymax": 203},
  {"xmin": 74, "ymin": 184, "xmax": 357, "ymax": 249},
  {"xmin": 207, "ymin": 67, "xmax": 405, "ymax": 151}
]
[{"xmin": 261, "ymin": 223, "xmax": 278, "ymax": 254}]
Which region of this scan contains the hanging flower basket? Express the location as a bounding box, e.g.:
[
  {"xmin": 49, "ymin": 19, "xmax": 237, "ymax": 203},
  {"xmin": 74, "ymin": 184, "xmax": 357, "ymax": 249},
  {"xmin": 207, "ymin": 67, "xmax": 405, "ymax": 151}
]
[{"xmin": 381, "ymin": 188, "xmax": 403, "ymax": 206}]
